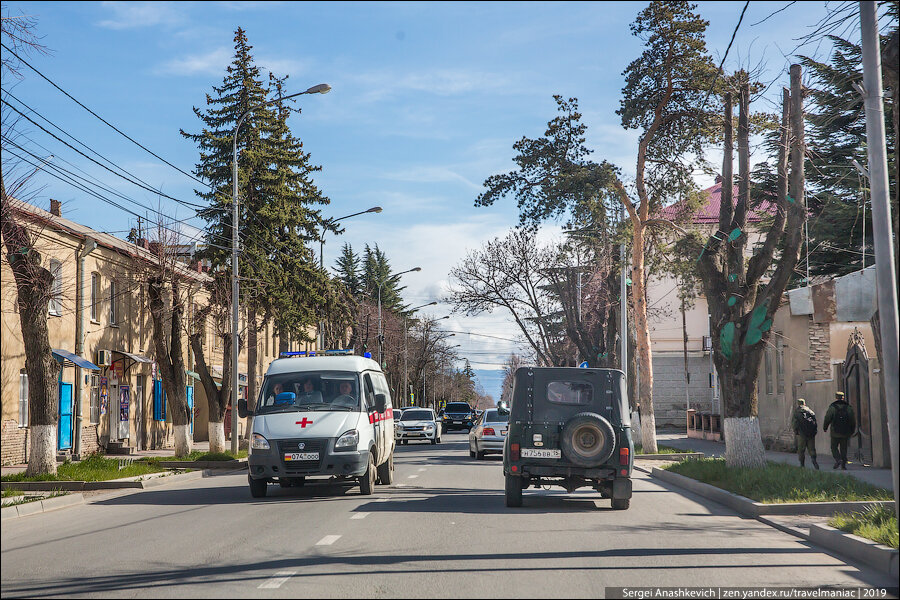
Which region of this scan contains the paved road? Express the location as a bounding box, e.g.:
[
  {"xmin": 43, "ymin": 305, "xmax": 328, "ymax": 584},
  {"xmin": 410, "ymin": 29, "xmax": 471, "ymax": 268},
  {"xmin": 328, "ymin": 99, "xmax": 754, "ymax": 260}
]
[{"xmin": 2, "ymin": 433, "xmax": 895, "ymax": 598}]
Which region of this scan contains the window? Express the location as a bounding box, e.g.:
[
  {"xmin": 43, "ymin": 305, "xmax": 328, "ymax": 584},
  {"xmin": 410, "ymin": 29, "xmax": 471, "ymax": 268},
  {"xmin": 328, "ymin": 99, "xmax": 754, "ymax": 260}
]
[
  {"xmin": 109, "ymin": 279, "xmax": 119, "ymax": 325},
  {"xmin": 90, "ymin": 273, "xmax": 100, "ymax": 321},
  {"xmin": 89, "ymin": 374, "xmax": 100, "ymax": 424},
  {"xmin": 18, "ymin": 370, "xmax": 28, "ymax": 427},
  {"xmin": 775, "ymin": 337, "xmax": 785, "ymax": 395},
  {"xmin": 546, "ymin": 380, "xmax": 593, "ymax": 405},
  {"xmin": 153, "ymin": 379, "xmax": 166, "ymax": 421},
  {"xmin": 764, "ymin": 348, "xmax": 774, "ymax": 396},
  {"xmin": 48, "ymin": 259, "xmax": 62, "ymax": 315}
]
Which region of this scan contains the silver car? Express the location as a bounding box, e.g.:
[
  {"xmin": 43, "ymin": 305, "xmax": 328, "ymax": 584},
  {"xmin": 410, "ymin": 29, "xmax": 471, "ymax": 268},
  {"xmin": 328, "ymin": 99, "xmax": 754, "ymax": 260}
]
[
  {"xmin": 396, "ymin": 408, "xmax": 441, "ymax": 445},
  {"xmin": 469, "ymin": 408, "xmax": 510, "ymax": 459}
]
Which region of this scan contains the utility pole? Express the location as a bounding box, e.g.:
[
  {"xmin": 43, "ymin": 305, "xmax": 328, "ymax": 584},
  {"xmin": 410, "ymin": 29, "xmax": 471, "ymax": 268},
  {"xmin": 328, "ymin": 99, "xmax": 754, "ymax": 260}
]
[
  {"xmin": 860, "ymin": 0, "xmax": 899, "ymax": 517},
  {"xmin": 620, "ymin": 205, "xmax": 629, "ymax": 396}
]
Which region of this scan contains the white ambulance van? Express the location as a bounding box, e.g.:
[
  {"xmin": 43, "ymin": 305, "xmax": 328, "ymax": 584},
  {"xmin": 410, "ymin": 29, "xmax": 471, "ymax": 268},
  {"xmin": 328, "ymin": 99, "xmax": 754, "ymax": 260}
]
[{"xmin": 238, "ymin": 353, "xmax": 395, "ymax": 497}]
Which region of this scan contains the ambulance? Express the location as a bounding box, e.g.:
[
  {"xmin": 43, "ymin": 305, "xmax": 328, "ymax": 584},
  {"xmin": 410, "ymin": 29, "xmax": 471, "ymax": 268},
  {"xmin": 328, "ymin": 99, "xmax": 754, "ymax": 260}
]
[{"xmin": 238, "ymin": 351, "xmax": 395, "ymax": 497}]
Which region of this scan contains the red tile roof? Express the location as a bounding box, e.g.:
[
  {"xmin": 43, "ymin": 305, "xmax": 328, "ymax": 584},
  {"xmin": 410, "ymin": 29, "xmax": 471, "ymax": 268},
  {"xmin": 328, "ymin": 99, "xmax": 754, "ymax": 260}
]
[{"xmin": 657, "ymin": 181, "xmax": 777, "ymax": 225}]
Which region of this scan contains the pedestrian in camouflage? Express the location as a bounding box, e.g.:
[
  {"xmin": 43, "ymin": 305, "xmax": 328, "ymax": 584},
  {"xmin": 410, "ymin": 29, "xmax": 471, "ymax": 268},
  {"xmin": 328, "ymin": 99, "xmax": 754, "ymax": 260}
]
[
  {"xmin": 823, "ymin": 391, "xmax": 856, "ymax": 470},
  {"xmin": 791, "ymin": 399, "xmax": 819, "ymax": 469}
]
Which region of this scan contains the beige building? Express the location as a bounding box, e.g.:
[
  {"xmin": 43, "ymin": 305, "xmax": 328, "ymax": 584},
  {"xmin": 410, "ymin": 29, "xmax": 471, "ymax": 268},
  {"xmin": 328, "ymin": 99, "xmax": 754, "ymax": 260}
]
[{"xmin": 2, "ymin": 200, "xmax": 311, "ymax": 465}]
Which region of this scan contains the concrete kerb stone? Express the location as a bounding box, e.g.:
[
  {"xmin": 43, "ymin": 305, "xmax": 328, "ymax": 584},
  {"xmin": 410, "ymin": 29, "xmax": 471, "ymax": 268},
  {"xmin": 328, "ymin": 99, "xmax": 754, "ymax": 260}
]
[
  {"xmin": 155, "ymin": 459, "xmax": 247, "ymax": 470},
  {"xmin": 635, "ymin": 453, "xmax": 704, "ymax": 461},
  {"xmin": 808, "ymin": 523, "xmax": 899, "ymax": 578},
  {"xmin": 1, "ymin": 468, "xmax": 203, "ymax": 493},
  {"xmin": 1, "ymin": 493, "xmax": 85, "ymax": 521}
]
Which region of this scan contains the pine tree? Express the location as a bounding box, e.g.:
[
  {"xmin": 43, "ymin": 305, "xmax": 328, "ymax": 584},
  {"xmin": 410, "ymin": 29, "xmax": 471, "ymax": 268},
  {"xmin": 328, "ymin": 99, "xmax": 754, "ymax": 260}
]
[{"xmin": 334, "ymin": 242, "xmax": 362, "ymax": 297}]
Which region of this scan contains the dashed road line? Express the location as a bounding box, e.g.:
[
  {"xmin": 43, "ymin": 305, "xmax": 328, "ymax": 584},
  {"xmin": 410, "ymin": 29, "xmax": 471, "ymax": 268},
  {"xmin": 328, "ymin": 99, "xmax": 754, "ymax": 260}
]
[
  {"xmin": 407, "ymin": 475, "xmax": 419, "ymax": 479},
  {"xmin": 418, "ymin": 468, "xmax": 427, "ymax": 472},
  {"xmin": 351, "ymin": 512, "xmax": 370, "ymax": 520},
  {"xmin": 316, "ymin": 535, "xmax": 342, "ymax": 545},
  {"xmin": 258, "ymin": 571, "xmax": 296, "ymax": 589}
]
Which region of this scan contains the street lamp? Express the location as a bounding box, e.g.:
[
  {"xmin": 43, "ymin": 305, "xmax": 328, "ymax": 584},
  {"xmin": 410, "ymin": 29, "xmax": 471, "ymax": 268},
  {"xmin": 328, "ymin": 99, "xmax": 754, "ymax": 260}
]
[
  {"xmin": 231, "ymin": 82, "xmax": 330, "ymax": 454},
  {"xmin": 317, "ymin": 206, "xmax": 382, "ymax": 349},
  {"xmin": 377, "ymin": 267, "xmax": 421, "ymax": 365},
  {"xmin": 421, "ymin": 323, "xmax": 451, "ymax": 409},
  {"xmin": 403, "ymin": 301, "xmax": 437, "ymax": 406}
]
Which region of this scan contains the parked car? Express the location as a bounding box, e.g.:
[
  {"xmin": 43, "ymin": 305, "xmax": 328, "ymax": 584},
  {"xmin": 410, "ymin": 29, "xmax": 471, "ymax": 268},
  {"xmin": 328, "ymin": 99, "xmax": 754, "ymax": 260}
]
[
  {"xmin": 502, "ymin": 367, "xmax": 633, "ymax": 510},
  {"xmin": 396, "ymin": 408, "xmax": 441, "ymax": 445},
  {"xmin": 239, "ymin": 354, "xmax": 395, "ymax": 498},
  {"xmin": 469, "ymin": 407, "xmax": 510, "ymax": 459},
  {"xmin": 440, "ymin": 401, "xmax": 475, "ymax": 432}
]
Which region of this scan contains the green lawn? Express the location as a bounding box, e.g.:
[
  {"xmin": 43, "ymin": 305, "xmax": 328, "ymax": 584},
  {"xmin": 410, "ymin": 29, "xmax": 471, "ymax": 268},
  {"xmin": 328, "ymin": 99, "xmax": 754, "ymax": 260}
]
[
  {"xmin": 1, "ymin": 453, "xmax": 169, "ymax": 483},
  {"xmin": 664, "ymin": 458, "xmax": 892, "ymax": 503},
  {"xmin": 830, "ymin": 506, "xmax": 899, "ymax": 549},
  {"xmin": 144, "ymin": 450, "xmax": 247, "ymax": 463},
  {"xmin": 635, "ymin": 445, "xmax": 693, "ymax": 455},
  {"xmin": 2, "ymin": 489, "xmax": 25, "ymax": 498}
]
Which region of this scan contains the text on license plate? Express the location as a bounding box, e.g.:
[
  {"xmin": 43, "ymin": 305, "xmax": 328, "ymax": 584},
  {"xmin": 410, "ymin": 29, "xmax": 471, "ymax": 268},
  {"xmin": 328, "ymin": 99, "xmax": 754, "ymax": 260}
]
[
  {"xmin": 284, "ymin": 452, "xmax": 319, "ymax": 461},
  {"xmin": 520, "ymin": 448, "xmax": 561, "ymax": 459}
]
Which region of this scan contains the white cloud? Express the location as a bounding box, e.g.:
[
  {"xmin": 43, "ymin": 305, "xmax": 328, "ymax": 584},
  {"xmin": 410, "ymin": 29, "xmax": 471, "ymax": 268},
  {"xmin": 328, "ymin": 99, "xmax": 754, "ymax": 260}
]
[
  {"xmin": 98, "ymin": 1, "xmax": 185, "ymax": 30},
  {"xmin": 155, "ymin": 48, "xmax": 232, "ymax": 77},
  {"xmin": 379, "ymin": 166, "xmax": 480, "ymax": 191}
]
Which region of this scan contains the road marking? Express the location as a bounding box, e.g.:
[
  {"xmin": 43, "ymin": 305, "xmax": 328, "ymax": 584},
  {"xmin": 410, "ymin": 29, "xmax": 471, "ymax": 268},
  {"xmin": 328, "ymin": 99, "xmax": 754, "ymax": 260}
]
[
  {"xmin": 418, "ymin": 468, "xmax": 426, "ymax": 472},
  {"xmin": 407, "ymin": 475, "xmax": 419, "ymax": 479},
  {"xmin": 316, "ymin": 535, "xmax": 342, "ymax": 546},
  {"xmin": 376, "ymin": 497, "xmax": 390, "ymax": 502},
  {"xmin": 351, "ymin": 512, "xmax": 369, "ymax": 520},
  {"xmin": 258, "ymin": 571, "xmax": 296, "ymax": 589}
]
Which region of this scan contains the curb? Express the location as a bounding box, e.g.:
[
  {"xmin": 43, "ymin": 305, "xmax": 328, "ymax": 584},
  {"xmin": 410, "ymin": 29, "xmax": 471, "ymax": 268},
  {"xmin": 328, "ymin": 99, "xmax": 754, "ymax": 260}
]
[
  {"xmin": 635, "ymin": 453, "xmax": 704, "ymax": 461},
  {"xmin": 1, "ymin": 469, "xmax": 203, "ymax": 493},
  {"xmin": 649, "ymin": 467, "xmax": 892, "ymax": 517},
  {"xmin": 155, "ymin": 459, "xmax": 246, "ymax": 469},
  {"xmin": 1, "ymin": 493, "xmax": 84, "ymax": 520},
  {"xmin": 808, "ymin": 523, "xmax": 899, "ymax": 578}
]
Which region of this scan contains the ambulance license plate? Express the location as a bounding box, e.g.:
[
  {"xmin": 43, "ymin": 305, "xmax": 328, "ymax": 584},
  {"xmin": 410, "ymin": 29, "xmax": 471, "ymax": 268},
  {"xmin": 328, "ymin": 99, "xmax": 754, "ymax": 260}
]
[
  {"xmin": 284, "ymin": 452, "xmax": 319, "ymax": 461},
  {"xmin": 521, "ymin": 448, "xmax": 561, "ymax": 459}
]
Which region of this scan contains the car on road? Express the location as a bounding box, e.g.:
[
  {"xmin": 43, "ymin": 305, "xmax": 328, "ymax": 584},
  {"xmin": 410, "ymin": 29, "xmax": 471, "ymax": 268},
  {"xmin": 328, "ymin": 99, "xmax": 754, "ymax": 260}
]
[
  {"xmin": 440, "ymin": 401, "xmax": 475, "ymax": 432},
  {"xmin": 502, "ymin": 367, "xmax": 633, "ymax": 510},
  {"xmin": 469, "ymin": 407, "xmax": 510, "ymax": 459},
  {"xmin": 396, "ymin": 408, "xmax": 441, "ymax": 444},
  {"xmin": 239, "ymin": 353, "xmax": 395, "ymax": 498}
]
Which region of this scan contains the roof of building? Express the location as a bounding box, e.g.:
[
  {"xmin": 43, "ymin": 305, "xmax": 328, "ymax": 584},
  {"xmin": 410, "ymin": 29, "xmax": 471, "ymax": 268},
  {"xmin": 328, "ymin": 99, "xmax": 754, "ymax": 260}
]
[
  {"xmin": 266, "ymin": 355, "xmax": 382, "ymax": 376},
  {"xmin": 657, "ymin": 180, "xmax": 778, "ymax": 225}
]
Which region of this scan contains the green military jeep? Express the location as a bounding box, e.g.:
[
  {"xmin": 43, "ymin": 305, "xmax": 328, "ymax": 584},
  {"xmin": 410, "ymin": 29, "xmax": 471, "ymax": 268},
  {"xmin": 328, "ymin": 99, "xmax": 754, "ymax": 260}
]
[{"xmin": 502, "ymin": 366, "xmax": 633, "ymax": 510}]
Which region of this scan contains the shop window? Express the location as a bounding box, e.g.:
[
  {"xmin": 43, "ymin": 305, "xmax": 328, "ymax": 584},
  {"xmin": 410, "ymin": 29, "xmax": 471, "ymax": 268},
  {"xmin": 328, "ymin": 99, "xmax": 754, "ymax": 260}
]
[
  {"xmin": 90, "ymin": 374, "xmax": 100, "ymax": 424},
  {"xmin": 18, "ymin": 370, "xmax": 28, "ymax": 427}
]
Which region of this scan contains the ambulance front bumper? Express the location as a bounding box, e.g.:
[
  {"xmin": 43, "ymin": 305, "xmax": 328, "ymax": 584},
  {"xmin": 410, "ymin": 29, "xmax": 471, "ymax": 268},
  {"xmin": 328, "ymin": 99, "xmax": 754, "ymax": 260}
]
[{"xmin": 248, "ymin": 438, "xmax": 370, "ymax": 480}]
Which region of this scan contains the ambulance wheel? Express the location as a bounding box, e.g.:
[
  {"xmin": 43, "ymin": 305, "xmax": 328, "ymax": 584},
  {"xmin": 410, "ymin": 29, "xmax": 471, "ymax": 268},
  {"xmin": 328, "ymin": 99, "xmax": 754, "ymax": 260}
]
[
  {"xmin": 376, "ymin": 454, "xmax": 394, "ymax": 485},
  {"xmin": 249, "ymin": 475, "xmax": 267, "ymax": 498},
  {"xmin": 359, "ymin": 454, "xmax": 376, "ymax": 495}
]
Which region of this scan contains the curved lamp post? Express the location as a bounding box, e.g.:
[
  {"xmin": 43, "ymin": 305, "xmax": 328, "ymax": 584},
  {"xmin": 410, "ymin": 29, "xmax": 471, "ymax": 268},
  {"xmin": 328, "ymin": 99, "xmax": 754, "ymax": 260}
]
[
  {"xmin": 377, "ymin": 267, "xmax": 421, "ymax": 365},
  {"xmin": 231, "ymin": 83, "xmax": 330, "ymax": 454},
  {"xmin": 403, "ymin": 301, "xmax": 437, "ymax": 406}
]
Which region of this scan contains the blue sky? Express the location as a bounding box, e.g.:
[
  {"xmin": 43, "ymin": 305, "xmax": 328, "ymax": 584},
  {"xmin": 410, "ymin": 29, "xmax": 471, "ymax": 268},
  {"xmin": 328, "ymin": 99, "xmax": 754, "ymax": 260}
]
[{"xmin": 3, "ymin": 1, "xmax": 851, "ymax": 399}]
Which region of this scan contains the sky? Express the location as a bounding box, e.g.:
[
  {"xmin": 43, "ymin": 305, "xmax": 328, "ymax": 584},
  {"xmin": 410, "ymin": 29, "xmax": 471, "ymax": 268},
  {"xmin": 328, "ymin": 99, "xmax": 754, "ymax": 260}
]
[{"xmin": 2, "ymin": 1, "xmax": 858, "ymax": 400}]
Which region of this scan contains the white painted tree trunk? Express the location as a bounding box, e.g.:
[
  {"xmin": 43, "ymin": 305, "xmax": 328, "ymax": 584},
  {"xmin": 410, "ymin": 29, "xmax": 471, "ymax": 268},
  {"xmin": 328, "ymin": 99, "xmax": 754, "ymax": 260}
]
[
  {"xmin": 208, "ymin": 421, "xmax": 226, "ymax": 454},
  {"xmin": 640, "ymin": 407, "xmax": 658, "ymax": 454},
  {"xmin": 723, "ymin": 416, "xmax": 766, "ymax": 468},
  {"xmin": 173, "ymin": 424, "xmax": 192, "ymax": 457},
  {"xmin": 26, "ymin": 424, "xmax": 57, "ymax": 476}
]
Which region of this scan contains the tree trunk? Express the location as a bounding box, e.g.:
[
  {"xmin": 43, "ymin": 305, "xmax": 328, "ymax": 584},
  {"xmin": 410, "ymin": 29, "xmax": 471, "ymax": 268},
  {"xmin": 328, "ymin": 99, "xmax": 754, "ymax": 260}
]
[
  {"xmin": 190, "ymin": 326, "xmax": 231, "ymax": 454},
  {"xmin": 681, "ymin": 295, "xmax": 691, "ymax": 412},
  {"xmin": 631, "ymin": 221, "xmax": 657, "ymax": 453},
  {"xmin": 2, "ymin": 189, "xmax": 60, "ymax": 475}
]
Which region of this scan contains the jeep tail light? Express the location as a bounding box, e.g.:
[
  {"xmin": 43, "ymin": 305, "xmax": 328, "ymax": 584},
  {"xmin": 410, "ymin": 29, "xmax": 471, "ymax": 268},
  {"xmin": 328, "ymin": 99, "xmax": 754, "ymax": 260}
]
[
  {"xmin": 510, "ymin": 443, "xmax": 520, "ymax": 461},
  {"xmin": 619, "ymin": 447, "xmax": 630, "ymax": 465},
  {"xmin": 483, "ymin": 427, "xmax": 495, "ymax": 436}
]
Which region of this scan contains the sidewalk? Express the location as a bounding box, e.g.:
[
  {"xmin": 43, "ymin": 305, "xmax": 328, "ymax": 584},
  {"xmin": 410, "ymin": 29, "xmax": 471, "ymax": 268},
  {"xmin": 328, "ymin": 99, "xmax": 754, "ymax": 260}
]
[
  {"xmin": 657, "ymin": 431, "xmax": 894, "ymax": 491},
  {"xmin": 1, "ymin": 440, "xmax": 212, "ymax": 477}
]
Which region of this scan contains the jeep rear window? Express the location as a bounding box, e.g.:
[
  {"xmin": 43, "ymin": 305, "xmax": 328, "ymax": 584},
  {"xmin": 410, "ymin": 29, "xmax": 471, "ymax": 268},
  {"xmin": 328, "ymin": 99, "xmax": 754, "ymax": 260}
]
[{"xmin": 546, "ymin": 381, "xmax": 592, "ymax": 405}]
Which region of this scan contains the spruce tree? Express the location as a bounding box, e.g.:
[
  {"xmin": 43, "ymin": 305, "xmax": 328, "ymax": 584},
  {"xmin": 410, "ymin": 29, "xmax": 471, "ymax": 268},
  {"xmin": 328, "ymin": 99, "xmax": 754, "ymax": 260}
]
[{"xmin": 335, "ymin": 242, "xmax": 362, "ymax": 297}]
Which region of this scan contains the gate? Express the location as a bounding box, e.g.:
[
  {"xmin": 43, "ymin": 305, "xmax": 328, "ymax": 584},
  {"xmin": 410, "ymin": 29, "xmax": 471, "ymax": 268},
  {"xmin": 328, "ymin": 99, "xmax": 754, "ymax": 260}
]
[
  {"xmin": 842, "ymin": 329, "xmax": 872, "ymax": 464},
  {"xmin": 58, "ymin": 382, "xmax": 73, "ymax": 450}
]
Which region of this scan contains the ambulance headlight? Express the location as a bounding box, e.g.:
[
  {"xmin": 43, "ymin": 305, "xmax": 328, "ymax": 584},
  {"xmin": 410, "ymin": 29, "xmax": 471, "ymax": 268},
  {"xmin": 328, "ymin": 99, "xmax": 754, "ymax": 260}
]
[
  {"xmin": 335, "ymin": 429, "xmax": 359, "ymax": 450},
  {"xmin": 251, "ymin": 433, "xmax": 270, "ymax": 450}
]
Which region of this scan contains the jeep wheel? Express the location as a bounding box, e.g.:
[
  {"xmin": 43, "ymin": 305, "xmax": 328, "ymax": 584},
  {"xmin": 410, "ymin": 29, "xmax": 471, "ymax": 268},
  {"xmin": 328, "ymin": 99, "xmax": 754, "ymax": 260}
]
[
  {"xmin": 560, "ymin": 412, "xmax": 616, "ymax": 467},
  {"xmin": 611, "ymin": 498, "xmax": 630, "ymax": 510},
  {"xmin": 376, "ymin": 454, "xmax": 394, "ymax": 485},
  {"xmin": 359, "ymin": 454, "xmax": 376, "ymax": 495},
  {"xmin": 505, "ymin": 474, "xmax": 523, "ymax": 507},
  {"xmin": 249, "ymin": 475, "xmax": 267, "ymax": 498}
]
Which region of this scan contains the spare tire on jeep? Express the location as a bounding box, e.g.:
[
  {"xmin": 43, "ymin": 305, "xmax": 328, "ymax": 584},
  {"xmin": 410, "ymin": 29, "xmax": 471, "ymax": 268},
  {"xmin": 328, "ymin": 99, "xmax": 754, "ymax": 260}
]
[{"xmin": 560, "ymin": 412, "xmax": 616, "ymax": 467}]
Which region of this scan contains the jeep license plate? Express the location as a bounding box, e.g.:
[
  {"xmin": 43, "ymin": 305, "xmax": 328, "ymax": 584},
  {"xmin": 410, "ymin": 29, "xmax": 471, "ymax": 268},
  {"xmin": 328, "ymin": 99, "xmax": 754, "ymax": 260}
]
[
  {"xmin": 284, "ymin": 453, "xmax": 319, "ymax": 461},
  {"xmin": 521, "ymin": 448, "xmax": 561, "ymax": 459}
]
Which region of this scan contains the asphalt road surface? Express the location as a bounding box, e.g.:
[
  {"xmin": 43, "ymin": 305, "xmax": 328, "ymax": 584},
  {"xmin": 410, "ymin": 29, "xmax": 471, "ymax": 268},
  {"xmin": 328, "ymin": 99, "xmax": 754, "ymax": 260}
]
[{"xmin": 2, "ymin": 433, "xmax": 895, "ymax": 598}]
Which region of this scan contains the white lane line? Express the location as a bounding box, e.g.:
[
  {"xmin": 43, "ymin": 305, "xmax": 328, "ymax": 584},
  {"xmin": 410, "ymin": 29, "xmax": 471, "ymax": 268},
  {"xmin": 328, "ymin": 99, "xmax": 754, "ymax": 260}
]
[
  {"xmin": 376, "ymin": 497, "xmax": 390, "ymax": 502},
  {"xmin": 316, "ymin": 535, "xmax": 342, "ymax": 545},
  {"xmin": 417, "ymin": 468, "xmax": 427, "ymax": 472},
  {"xmin": 407, "ymin": 475, "xmax": 419, "ymax": 479},
  {"xmin": 351, "ymin": 512, "xmax": 370, "ymax": 520},
  {"xmin": 258, "ymin": 571, "xmax": 296, "ymax": 589}
]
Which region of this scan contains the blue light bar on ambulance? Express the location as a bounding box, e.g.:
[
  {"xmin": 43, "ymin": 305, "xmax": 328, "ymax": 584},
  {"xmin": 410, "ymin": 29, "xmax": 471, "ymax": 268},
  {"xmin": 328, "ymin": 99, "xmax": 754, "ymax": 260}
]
[
  {"xmin": 324, "ymin": 349, "xmax": 353, "ymax": 355},
  {"xmin": 279, "ymin": 351, "xmax": 307, "ymax": 358}
]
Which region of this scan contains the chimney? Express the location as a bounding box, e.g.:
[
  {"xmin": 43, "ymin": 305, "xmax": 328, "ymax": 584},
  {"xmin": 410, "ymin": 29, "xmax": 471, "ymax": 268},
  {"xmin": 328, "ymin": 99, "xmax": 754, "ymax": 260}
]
[{"xmin": 50, "ymin": 199, "xmax": 61, "ymax": 216}]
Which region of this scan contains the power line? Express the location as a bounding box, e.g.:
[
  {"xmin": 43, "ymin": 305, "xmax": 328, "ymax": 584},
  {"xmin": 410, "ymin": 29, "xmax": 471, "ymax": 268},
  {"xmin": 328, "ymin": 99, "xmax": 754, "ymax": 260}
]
[{"xmin": 700, "ymin": 0, "xmax": 751, "ymax": 110}]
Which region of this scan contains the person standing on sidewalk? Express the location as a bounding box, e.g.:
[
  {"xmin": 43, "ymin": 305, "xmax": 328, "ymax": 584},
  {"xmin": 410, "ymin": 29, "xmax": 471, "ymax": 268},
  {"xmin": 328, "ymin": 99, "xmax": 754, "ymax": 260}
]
[
  {"xmin": 823, "ymin": 391, "xmax": 856, "ymax": 470},
  {"xmin": 791, "ymin": 399, "xmax": 819, "ymax": 469}
]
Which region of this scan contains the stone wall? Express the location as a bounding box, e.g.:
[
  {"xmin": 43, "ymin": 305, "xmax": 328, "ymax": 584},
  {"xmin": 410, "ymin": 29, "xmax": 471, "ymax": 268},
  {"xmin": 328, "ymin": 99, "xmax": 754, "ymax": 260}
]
[
  {"xmin": 649, "ymin": 355, "xmax": 716, "ymax": 428},
  {"xmin": 1, "ymin": 419, "xmax": 29, "ymax": 465},
  {"xmin": 809, "ymin": 317, "xmax": 832, "ymax": 379}
]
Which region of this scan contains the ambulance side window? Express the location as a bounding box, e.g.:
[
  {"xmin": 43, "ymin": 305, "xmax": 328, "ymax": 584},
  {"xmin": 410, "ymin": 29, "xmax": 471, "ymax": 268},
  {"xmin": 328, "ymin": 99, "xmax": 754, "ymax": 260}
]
[
  {"xmin": 363, "ymin": 374, "xmax": 376, "ymax": 411},
  {"xmin": 373, "ymin": 374, "xmax": 392, "ymax": 409}
]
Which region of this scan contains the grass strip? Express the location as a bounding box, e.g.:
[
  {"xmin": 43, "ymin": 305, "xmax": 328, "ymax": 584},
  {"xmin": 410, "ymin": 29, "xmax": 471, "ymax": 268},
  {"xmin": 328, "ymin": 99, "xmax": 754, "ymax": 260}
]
[
  {"xmin": 664, "ymin": 458, "xmax": 892, "ymax": 503},
  {"xmin": 829, "ymin": 505, "xmax": 899, "ymax": 549},
  {"xmin": 635, "ymin": 445, "xmax": 692, "ymax": 455},
  {"xmin": 1, "ymin": 453, "xmax": 168, "ymax": 483},
  {"xmin": 143, "ymin": 450, "xmax": 247, "ymax": 463}
]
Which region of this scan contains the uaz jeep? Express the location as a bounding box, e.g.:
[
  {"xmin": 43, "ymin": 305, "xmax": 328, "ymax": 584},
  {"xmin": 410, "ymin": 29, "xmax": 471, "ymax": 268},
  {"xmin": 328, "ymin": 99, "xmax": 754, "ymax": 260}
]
[{"xmin": 502, "ymin": 366, "xmax": 633, "ymax": 510}]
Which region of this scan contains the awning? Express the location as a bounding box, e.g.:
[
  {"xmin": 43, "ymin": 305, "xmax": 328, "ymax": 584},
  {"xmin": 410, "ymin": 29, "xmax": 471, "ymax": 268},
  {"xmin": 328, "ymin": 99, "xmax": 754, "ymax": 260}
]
[
  {"xmin": 112, "ymin": 350, "xmax": 153, "ymax": 364},
  {"xmin": 52, "ymin": 349, "xmax": 100, "ymax": 371},
  {"xmin": 185, "ymin": 370, "xmax": 200, "ymax": 379}
]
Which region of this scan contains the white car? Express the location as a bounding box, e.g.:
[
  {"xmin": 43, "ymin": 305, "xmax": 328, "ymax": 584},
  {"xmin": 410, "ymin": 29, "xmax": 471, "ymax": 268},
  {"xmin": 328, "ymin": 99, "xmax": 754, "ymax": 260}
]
[
  {"xmin": 469, "ymin": 408, "xmax": 510, "ymax": 459},
  {"xmin": 396, "ymin": 408, "xmax": 441, "ymax": 445},
  {"xmin": 239, "ymin": 354, "xmax": 396, "ymax": 498}
]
